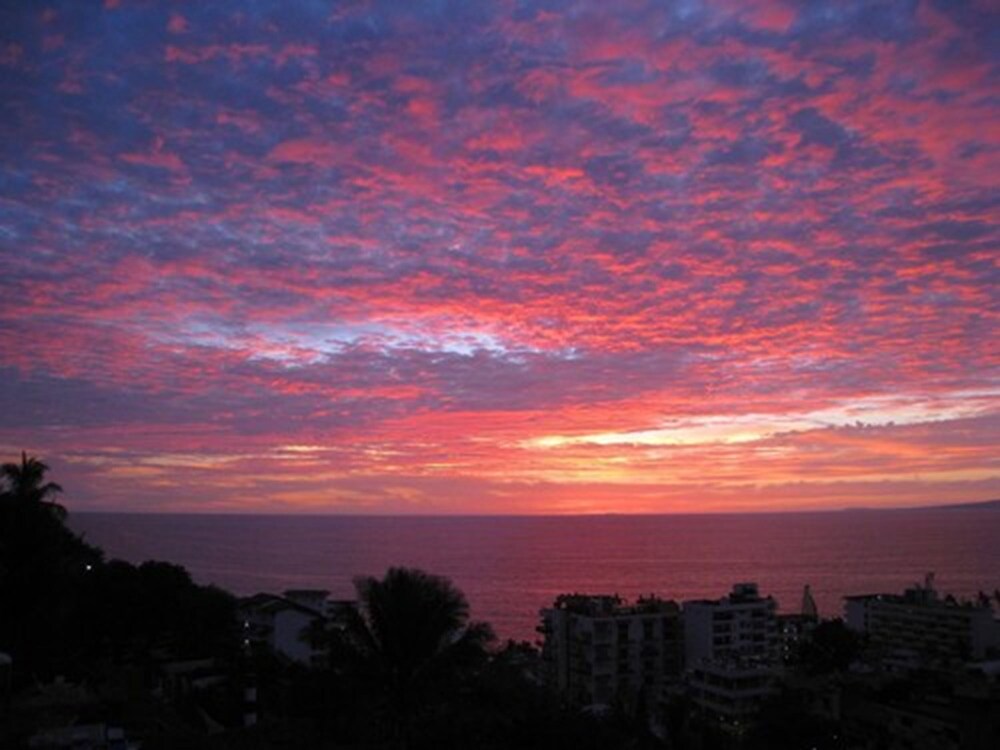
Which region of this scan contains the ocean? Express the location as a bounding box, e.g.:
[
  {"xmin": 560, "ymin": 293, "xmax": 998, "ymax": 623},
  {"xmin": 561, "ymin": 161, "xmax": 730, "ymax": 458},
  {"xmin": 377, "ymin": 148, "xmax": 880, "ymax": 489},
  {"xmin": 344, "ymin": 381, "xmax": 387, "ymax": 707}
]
[{"xmin": 70, "ymin": 509, "xmax": 1000, "ymax": 642}]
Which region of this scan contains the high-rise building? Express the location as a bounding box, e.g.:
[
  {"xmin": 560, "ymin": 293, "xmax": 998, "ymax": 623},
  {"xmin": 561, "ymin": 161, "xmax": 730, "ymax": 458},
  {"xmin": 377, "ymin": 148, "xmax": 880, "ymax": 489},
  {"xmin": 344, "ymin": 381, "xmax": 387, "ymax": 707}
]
[
  {"xmin": 539, "ymin": 594, "xmax": 683, "ymax": 708},
  {"xmin": 683, "ymin": 582, "xmax": 779, "ymax": 666},
  {"xmin": 844, "ymin": 574, "xmax": 1000, "ymax": 667},
  {"xmin": 682, "ymin": 583, "xmax": 780, "ymax": 734}
]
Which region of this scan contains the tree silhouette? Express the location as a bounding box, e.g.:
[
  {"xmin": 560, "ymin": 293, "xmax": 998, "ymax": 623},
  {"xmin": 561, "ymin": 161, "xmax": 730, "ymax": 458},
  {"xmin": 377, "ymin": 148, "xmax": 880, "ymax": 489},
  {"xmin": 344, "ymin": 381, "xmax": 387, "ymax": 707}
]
[
  {"xmin": 332, "ymin": 567, "xmax": 495, "ymax": 747},
  {"xmin": 1, "ymin": 451, "xmax": 66, "ymax": 521},
  {"xmin": 2, "ymin": 453, "xmax": 237, "ymax": 689},
  {"xmin": 1, "ymin": 453, "xmax": 100, "ymax": 683}
]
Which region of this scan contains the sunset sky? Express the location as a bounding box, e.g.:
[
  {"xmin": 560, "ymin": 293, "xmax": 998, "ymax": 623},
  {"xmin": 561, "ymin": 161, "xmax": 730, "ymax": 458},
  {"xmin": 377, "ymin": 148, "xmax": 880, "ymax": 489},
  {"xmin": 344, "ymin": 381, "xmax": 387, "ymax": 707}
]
[{"xmin": 1, "ymin": 0, "xmax": 997, "ymax": 514}]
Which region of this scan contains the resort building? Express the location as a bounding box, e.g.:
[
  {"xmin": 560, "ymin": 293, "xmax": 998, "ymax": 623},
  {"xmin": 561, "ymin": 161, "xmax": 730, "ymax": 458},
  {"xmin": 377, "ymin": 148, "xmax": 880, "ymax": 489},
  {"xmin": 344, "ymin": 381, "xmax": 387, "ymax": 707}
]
[
  {"xmin": 282, "ymin": 589, "xmax": 331, "ymax": 614},
  {"xmin": 682, "ymin": 583, "xmax": 780, "ymax": 734},
  {"xmin": 683, "ymin": 582, "xmax": 779, "ymax": 666},
  {"xmin": 539, "ymin": 594, "xmax": 683, "ymax": 708},
  {"xmin": 844, "ymin": 574, "xmax": 1000, "ymax": 667},
  {"xmin": 238, "ymin": 589, "xmax": 351, "ymax": 665}
]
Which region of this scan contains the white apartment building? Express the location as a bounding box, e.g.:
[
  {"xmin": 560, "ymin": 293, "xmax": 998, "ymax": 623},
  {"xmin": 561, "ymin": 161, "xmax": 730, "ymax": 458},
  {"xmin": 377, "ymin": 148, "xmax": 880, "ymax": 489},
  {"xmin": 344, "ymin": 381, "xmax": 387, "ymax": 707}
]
[
  {"xmin": 539, "ymin": 594, "xmax": 683, "ymax": 709},
  {"xmin": 844, "ymin": 574, "xmax": 1000, "ymax": 666},
  {"xmin": 684, "ymin": 582, "xmax": 779, "ymax": 666},
  {"xmin": 239, "ymin": 589, "xmax": 341, "ymax": 665},
  {"xmin": 682, "ymin": 583, "xmax": 780, "ymax": 733}
]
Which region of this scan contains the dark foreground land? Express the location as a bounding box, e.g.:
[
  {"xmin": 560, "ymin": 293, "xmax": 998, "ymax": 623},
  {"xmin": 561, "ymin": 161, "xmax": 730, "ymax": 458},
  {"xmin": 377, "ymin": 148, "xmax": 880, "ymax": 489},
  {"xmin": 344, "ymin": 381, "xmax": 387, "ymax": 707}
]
[{"xmin": 2, "ymin": 456, "xmax": 1000, "ymax": 749}]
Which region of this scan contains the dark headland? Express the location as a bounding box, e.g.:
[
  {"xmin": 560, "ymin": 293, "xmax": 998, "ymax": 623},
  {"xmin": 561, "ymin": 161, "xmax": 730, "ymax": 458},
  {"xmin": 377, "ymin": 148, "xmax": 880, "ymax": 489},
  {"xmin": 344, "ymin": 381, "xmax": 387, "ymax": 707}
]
[{"xmin": 845, "ymin": 498, "xmax": 1000, "ymax": 512}]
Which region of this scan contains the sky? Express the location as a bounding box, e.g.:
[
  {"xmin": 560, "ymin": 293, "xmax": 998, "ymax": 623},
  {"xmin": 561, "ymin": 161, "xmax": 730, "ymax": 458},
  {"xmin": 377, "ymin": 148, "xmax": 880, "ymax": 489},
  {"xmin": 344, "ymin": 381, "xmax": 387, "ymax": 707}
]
[{"xmin": 0, "ymin": 0, "xmax": 998, "ymax": 514}]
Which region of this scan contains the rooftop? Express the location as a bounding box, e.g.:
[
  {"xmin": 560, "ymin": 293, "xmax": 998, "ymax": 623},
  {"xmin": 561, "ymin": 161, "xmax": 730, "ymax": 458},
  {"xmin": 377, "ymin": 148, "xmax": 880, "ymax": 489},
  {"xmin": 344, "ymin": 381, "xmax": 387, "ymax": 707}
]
[
  {"xmin": 684, "ymin": 582, "xmax": 775, "ymax": 608},
  {"xmin": 844, "ymin": 574, "xmax": 996, "ymax": 612},
  {"xmin": 547, "ymin": 593, "xmax": 680, "ymax": 617}
]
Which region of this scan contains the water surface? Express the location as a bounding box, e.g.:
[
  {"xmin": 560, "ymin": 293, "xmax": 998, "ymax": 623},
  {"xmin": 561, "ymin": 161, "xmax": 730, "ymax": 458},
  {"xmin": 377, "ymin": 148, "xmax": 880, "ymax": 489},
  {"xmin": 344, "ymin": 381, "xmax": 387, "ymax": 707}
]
[{"xmin": 71, "ymin": 509, "xmax": 1000, "ymax": 641}]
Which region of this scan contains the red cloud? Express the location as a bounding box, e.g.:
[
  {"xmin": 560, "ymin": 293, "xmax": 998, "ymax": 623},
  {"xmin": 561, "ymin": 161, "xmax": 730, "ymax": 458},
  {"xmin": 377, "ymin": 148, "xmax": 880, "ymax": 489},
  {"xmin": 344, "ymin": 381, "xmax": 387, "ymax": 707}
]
[{"xmin": 268, "ymin": 138, "xmax": 345, "ymax": 165}]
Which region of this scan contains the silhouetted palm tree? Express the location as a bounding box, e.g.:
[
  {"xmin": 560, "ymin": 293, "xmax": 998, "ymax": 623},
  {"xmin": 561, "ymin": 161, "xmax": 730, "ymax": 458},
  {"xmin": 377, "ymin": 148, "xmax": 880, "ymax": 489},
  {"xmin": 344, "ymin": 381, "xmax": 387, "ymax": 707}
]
[
  {"xmin": 336, "ymin": 567, "xmax": 494, "ymax": 747},
  {"xmin": 1, "ymin": 451, "xmax": 66, "ymax": 521}
]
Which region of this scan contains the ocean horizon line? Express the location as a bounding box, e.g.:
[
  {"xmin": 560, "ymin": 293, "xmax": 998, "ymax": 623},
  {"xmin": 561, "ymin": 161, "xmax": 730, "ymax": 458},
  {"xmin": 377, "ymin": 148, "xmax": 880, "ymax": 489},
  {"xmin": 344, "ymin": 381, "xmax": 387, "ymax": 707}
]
[{"xmin": 69, "ymin": 498, "xmax": 1000, "ymax": 518}]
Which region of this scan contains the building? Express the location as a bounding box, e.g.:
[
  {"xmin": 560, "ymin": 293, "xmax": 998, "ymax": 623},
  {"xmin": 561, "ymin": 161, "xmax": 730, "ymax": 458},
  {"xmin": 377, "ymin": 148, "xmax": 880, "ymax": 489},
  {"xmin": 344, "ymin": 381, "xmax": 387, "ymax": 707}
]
[
  {"xmin": 282, "ymin": 589, "xmax": 330, "ymax": 613},
  {"xmin": 683, "ymin": 582, "xmax": 779, "ymax": 667},
  {"xmin": 682, "ymin": 583, "xmax": 780, "ymax": 734},
  {"xmin": 778, "ymin": 584, "xmax": 820, "ymax": 664},
  {"xmin": 844, "ymin": 574, "xmax": 1000, "ymax": 667},
  {"xmin": 838, "ymin": 669, "xmax": 1000, "ymax": 750},
  {"xmin": 685, "ymin": 660, "xmax": 776, "ymax": 731},
  {"xmin": 539, "ymin": 594, "xmax": 683, "ymax": 708},
  {"xmin": 239, "ymin": 589, "xmax": 342, "ymax": 665}
]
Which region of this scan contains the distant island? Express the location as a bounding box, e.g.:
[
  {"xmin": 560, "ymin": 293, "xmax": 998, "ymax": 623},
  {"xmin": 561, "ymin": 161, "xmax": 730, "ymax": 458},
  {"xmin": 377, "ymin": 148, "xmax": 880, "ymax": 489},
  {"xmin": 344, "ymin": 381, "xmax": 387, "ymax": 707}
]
[
  {"xmin": 845, "ymin": 498, "xmax": 1000, "ymax": 512},
  {"xmin": 932, "ymin": 498, "xmax": 1000, "ymax": 511}
]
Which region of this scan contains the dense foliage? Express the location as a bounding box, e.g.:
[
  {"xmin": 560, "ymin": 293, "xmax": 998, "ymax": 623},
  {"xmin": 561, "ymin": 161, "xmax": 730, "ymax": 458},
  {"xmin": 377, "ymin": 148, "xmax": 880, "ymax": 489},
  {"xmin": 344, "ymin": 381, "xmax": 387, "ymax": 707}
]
[{"xmin": 0, "ymin": 455, "xmax": 236, "ymax": 686}]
